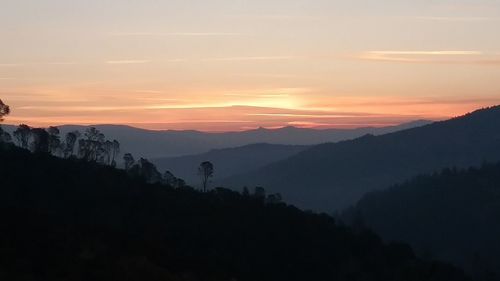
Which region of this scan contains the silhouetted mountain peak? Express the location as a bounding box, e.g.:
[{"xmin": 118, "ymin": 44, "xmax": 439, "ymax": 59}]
[{"xmin": 224, "ymin": 105, "xmax": 500, "ymax": 211}]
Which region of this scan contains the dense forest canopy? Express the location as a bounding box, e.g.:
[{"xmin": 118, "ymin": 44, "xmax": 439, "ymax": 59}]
[
  {"xmin": 0, "ymin": 140, "xmax": 469, "ymax": 280},
  {"xmin": 344, "ymin": 163, "xmax": 500, "ymax": 281}
]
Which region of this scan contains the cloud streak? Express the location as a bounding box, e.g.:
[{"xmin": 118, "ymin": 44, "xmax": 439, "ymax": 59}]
[
  {"xmin": 0, "ymin": 64, "xmax": 22, "ymax": 67},
  {"xmin": 106, "ymin": 60, "xmax": 150, "ymax": 64},
  {"xmin": 231, "ymin": 14, "xmax": 320, "ymax": 22},
  {"xmin": 367, "ymin": 51, "xmax": 482, "ymax": 55},
  {"xmin": 414, "ymin": 16, "xmax": 500, "ymax": 22},
  {"xmin": 357, "ymin": 50, "xmax": 500, "ymax": 64},
  {"xmin": 110, "ymin": 32, "xmax": 240, "ymax": 37},
  {"xmin": 202, "ymin": 56, "xmax": 301, "ymax": 62}
]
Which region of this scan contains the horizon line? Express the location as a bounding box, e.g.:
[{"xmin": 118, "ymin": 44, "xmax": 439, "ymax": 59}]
[{"xmin": 1, "ymin": 119, "xmax": 436, "ymax": 134}]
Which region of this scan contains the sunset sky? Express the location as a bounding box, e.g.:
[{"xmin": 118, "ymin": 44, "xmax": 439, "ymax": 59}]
[{"xmin": 1, "ymin": 0, "xmax": 500, "ymax": 131}]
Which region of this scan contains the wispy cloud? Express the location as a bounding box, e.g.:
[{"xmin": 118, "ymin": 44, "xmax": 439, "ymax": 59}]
[
  {"xmin": 231, "ymin": 14, "xmax": 320, "ymax": 22},
  {"xmin": 367, "ymin": 51, "xmax": 482, "ymax": 56},
  {"xmin": 225, "ymin": 94, "xmax": 290, "ymax": 98},
  {"xmin": 248, "ymin": 113, "xmax": 366, "ymax": 118},
  {"xmin": 230, "ymin": 73, "xmax": 298, "ymax": 79},
  {"xmin": 106, "ymin": 60, "xmax": 150, "ymax": 64},
  {"xmin": 223, "ymin": 87, "xmax": 311, "ymax": 96},
  {"xmin": 203, "ymin": 56, "xmax": 301, "ymax": 62},
  {"xmin": 46, "ymin": 62, "xmax": 79, "ymax": 65},
  {"xmin": 16, "ymin": 105, "xmax": 147, "ymax": 111},
  {"xmin": 0, "ymin": 62, "xmax": 81, "ymax": 67},
  {"xmin": 165, "ymin": 59, "xmax": 188, "ymax": 62},
  {"xmin": 356, "ymin": 50, "xmax": 500, "ymax": 64},
  {"xmin": 413, "ymin": 16, "xmax": 500, "ymax": 22},
  {"xmin": 0, "ymin": 77, "xmax": 15, "ymax": 80},
  {"xmin": 110, "ymin": 32, "xmax": 239, "ymax": 37},
  {"xmin": 132, "ymin": 90, "xmax": 164, "ymax": 94}
]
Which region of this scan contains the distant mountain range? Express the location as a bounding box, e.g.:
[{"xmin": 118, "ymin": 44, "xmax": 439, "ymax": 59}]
[
  {"xmin": 223, "ymin": 106, "xmax": 500, "ymax": 211},
  {"xmin": 152, "ymin": 143, "xmax": 308, "ymax": 185},
  {"xmin": 2, "ymin": 120, "xmax": 431, "ymax": 158}
]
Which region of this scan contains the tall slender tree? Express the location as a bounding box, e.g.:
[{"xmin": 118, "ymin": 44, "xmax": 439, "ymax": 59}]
[
  {"xmin": 111, "ymin": 140, "xmax": 120, "ymax": 167},
  {"xmin": 198, "ymin": 161, "xmax": 214, "ymax": 192},
  {"xmin": 103, "ymin": 140, "xmax": 113, "ymax": 164}
]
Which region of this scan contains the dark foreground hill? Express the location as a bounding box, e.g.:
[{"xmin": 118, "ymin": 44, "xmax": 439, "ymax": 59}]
[
  {"xmin": 344, "ymin": 163, "xmax": 500, "ymax": 281},
  {"xmin": 224, "ymin": 106, "xmax": 500, "ymax": 211},
  {"xmin": 0, "ymin": 143, "xmax": 468, "ymax": 281},
  {"xmin": 152, "ymin": 143, "xmax": 308, "ymax": 185}
]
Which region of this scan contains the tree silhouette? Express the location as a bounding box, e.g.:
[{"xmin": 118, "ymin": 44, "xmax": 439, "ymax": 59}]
[
  {"xmin": 163, "ymin": 171, "xmax": 183, "ymax": 188},
  {"xmin": 123, "ymin": 153, "xmax": 135, "ymax": 170},
  {"xmin": 47, "ymin": 126, "xmax": 61, "ymax": 156},
  {"xmin": 111, "ymin": 140, "xmax": 120, "ymax": 167},
  {"xmin": 64, "ymin": 131, "xmax": 80, "ymax": 158},
  {"xmin": 129, "ymin": 158, "xmax": 162, "ymax": 183},
  {"xmin": 0, "ymin": 129, "xmax": 12, "ymax": 143},
  {"xmin": 267, "ymin": 193, "xmax": 283, "ymax": 204},
  {"xmin": 242, "ymin": 186, "xmax": 250, "ymax": 197},
  {"xmin": 254, "ymin": 186, "xmax": 266, "ymax": 201},
  {"xmin": 163, "ymin": 171, "xmax": 176, "ymax": 184},
  {"xmin": 30, "ymin": 128, "xmax": 49, "ymax": 153},
  {"xmin": 0, "ymin": 100, "xmax": 12, "ymax": 143},
  {"xmin": 79, "ymin": 127, "xmax": 105, "ymax": 161},
  {"xmin": 103, "ymin": 140, "xmax": 113, "ymax": 165},
  {"xmin": 198, "ymin": 161, "xmax": 214, "ymax": 192},
  {"xmin": 77, "ymin": 139, "xmax": 88, "ymax": 159},
  {"xmin": 161, "ymin": 171, "xmax": 186, "ymax": 189},
  {"xmin": 13, "ymin": 124, "xmax": 32, "ymax": 149},
  {"xmin": 0, "ymin": 99, "xmax": 9, "ymax": 122},
  {"xmin": 0, "ymin": 132, "xmax": 472, "ymax": 281}
]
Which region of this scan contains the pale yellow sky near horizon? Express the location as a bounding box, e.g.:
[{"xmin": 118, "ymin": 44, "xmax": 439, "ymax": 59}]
[{"xmin": 1, "ymin": 0, "xmax": 500, "ymax": 131}]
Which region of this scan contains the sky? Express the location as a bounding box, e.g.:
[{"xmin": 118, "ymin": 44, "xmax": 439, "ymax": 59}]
[{"xmin": 1, "ymin": 0, "xmax": 500, "ymax": 131}]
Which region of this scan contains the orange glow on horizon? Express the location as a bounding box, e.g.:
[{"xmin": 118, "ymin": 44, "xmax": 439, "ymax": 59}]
[
  {"xmin": 2, "ymin": 92, "xmax": 498, "ymax": 132},
  {"xmin": 2, "ymin": 1, "xmax": 500, "ymax": 131}
]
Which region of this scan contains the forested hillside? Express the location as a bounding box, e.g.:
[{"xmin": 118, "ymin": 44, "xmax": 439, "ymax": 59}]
[
  {"xmin": 344, "ymin": 163, "xmax": 500, "ymax": 281},
  {"xmin": 225, "ymin": 106, "xmax": 500, "ymax": 211},
  {"xmin": 0, "ymin": 142, "xmax": 468, "ymax": 281}
]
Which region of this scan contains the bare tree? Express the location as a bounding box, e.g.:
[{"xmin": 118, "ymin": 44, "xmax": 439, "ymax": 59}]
[{"xmin": 198, "ymin": 161, "xmax": 214, "ymax": 192}]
